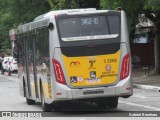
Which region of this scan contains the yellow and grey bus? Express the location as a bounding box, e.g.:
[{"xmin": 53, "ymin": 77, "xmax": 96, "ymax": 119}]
[{"xmin": 16, "ymin": 8, "xmax": 133, "ymax": 111}]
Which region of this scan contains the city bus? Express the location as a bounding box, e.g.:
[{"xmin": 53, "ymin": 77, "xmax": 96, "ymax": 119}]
[{"xmin": 16, "ymin": 8, "xmax": 133, "ymax": 111}]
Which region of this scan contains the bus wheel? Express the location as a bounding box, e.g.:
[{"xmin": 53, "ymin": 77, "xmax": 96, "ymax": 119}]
[
  {"xmin": 96, "ymin": 102, "xmax": 108, "ymax": 109},
  {"xmin": 53, "ymin": 103, "xmax": 63, "ymax": 111},
  {"xmin": 40, "ymin": 87, "xmax": 52, "ymax": 112},
  {"xmin": 24, "ymin": 83, "xmax": 35, "ymax": 105},
  {"xmin": 96, "ymin": 97, "xmax": 118, "ymax": 109},
  {"xmin": 26, "ymin": 97, "xmax": 35, "ymax": 105},
  {"xmin": 107, "ymin": 97, "xmax": 118, "ymax": 109}
]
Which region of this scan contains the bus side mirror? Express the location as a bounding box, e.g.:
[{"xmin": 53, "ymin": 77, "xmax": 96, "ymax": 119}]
[{"xmin": 48, "ymin": 23, "xmax": 54, "ymax": 31}]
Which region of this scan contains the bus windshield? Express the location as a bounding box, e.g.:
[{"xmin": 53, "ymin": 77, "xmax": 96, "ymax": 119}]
[{"xmin": 58, "ymin": 15, "xmax": 120, "ymax": 41}]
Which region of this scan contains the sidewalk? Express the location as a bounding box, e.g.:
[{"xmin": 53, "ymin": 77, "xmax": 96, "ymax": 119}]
[
  {"xmin": 132, "ymin": 66, "xmax": 160, "ymax": 92},
  {"xmin": 0, "ymin": 72, "xmax": 18, "ymax": 82}
]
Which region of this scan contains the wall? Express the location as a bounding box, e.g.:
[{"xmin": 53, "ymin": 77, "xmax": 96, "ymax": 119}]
[{"xmin": 131, "ymin": 43, "xmax": 154, "ymax": 66}]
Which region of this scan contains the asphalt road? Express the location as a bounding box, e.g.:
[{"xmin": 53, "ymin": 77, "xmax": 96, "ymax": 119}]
[{"xmin": 0, "ymin": 73, "xmax": 160, "ymax": 118}]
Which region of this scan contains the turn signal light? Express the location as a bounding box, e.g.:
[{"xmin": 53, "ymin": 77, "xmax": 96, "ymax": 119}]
[
  {"xmin": 52, "ymin": 59, "xmax": 66, "ymax": 85},
  {"xmin": 120, "ymin": 53, "xmax": 130, "ymax": 80}
]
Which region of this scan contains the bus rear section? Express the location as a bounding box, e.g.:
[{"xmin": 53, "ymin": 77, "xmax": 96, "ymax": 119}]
[{"xmin": 51, "ymin": 10, "xmax": 133, "ymax": 109}]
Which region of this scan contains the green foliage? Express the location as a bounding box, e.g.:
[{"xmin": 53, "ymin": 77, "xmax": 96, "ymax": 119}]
[
  {"xmin": 46, "ymin": 0, "xmax": 100, "ymax": 10},
  {"xmin": 45, "ymin": 0, "xmax": 78, "ymax": 10},
  {"xmin": 100, "ymin": 0, "xmax": 120, "ymax": 10},
  {"xmin": 0, "ymin": 0, "xmax": 50, "ymax": 53},
  {"xmin": 100, "ymin": 0, "xmax": 145, "ymax": 40},
  {"xmin": 144, "ymin": 0, "xmax": 160, "ymax": 10},
  {"xmin": 100, "ymin": 0, "xmax": 160, "ymax": 73},
  {"xmin": 11, "ymin": 0, "xmax": 50, "ymax": 24},
  {"xmin": 100, "ymin": 0, "xmax": 145, "ymax": 21},
  {"xmin": 144, "ymin": 0, "xmax": 160, "ymax": 74},
  {"xmin": 78, "ymin": 0, "xmax": 100, "ymax": 9},
  {"xmin": 0, "ymin": 0, "xmax": 13, "ymax": 52},
  {"xmin": 144, "ymin": 0, "xmax": 160, "ymax": 26}
]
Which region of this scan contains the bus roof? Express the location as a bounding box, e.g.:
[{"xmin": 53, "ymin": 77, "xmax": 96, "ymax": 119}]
[
  {"xmin": 34, "ymin": 8, "xmax": 97, "ymax": 21},
  {"xmin": 17, "ymin": 8, "xmax": 117, "ymax": 34}
]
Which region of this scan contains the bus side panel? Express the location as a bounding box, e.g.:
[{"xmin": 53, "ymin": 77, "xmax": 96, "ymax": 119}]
[
  {"xmin": 18, "ymin": 71, "xmax": 25, "ymax": 97},
  {"xmin": 17, "ymin": 36, "xmax": 27, "ymax": 97},
  {"xmin": 116, "ymin": 43, "xmax": 133, "ymax": 97},
  {"xmin": 52, "ymin": 48, "xmax": 69, "ymax": 100}
]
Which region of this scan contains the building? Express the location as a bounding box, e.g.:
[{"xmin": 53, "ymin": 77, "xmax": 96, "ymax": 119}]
[{"xmin": 131, "ymin": 14, "xmax": 154, "ymax": 66}]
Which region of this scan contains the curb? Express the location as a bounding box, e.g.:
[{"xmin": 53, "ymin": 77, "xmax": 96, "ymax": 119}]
[{"xmin": 133, "ymin": 84, "xmax": 160, "ymax": 92}]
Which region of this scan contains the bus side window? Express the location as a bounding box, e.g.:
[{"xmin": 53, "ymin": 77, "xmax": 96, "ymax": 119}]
[
  {"xmin": 13, "ymin": 41, "xmax": 18, "ymax": 58},
  {"xmin": 16, "ymin": 39, "xmax": 22, "ymax": 63},
  {"xmin": 35, "ymin": 27, "xmax": 49, "ymax": 74},
  {"xmin": 107, "ymin": 16, "xmax": 119, "ymax": 34}
]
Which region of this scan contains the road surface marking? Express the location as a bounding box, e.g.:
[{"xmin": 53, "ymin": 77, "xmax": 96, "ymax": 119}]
[
  {"xmin": 132, "ymin": 95, "xmax": 146, "ymax": 99},
  {"xmin": 119, "ymin": 101, "xmax": 160, "ymax": 111}
]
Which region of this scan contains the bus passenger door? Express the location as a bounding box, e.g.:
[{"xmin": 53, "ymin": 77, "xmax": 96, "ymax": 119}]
[{"xmin": 26, "ymin": 34, "xmax": 39, "ymax": 99}]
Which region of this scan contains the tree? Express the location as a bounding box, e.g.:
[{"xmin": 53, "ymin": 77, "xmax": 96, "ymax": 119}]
[
  {"xmin": 144, "ymin": 0, "xmax": 160, "ymax": 74},
  {"xmin": 11, "ymin": 0, "xmax": 50, "ymax": 24},
  {"xmin": 0, "ymin": 0, "xmax": 50, "ymax": 54},
  {"xmin": 100, "ymin": 0, "xmax": 145, "ymax": 40},
  {"xmin": 45, "ymin": 0, "xmax": 100, "ymax": 10},
  {"xmin": 77, "ymin": 0, "xmax": 100, "ymax": 9},
  {"xmin": 0, "ymin": 0, "xmax": 14, "ymax": 53},
  {"xmin": 45, "ymin": 0, "xmax": 78, "ymax": 10},
  {"xmin": 100, "ymin": 0, "xmax": 160, "ymax": 74}
]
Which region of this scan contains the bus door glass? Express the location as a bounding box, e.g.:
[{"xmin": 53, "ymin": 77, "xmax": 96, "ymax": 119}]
[
  {"xmin": 32, "ymin": 34, "xmax": 39, "ymax": 98},
  {"xmin": 24, "ymin": 35, "xmax": 32, "ymax": 97},
  {"xmin": 36, "ymin": 28, "xmax": 50, "ymax": 98}
]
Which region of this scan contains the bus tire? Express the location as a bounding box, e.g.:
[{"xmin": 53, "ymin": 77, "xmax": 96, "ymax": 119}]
[
  {"xmin": 26, "ymin": 97, "xmax": 35, "ymax": 105},
  {"xmin": 40, "ymin": 86, "xmax": 52, "ymax": 112},
  {"xmin": 96, "ymin": 102, "xmax": 108, "ymax": 109},
  {"xmin": 107, "ymin": 97, "xmax": 118, "ymax": 109},
  {"xmin": 53, "ymin": 104, "xmax": 63, "ymax": 111},
  {"xmin": 96, "ymin": 97, "xmax": 118, "ymax": 109},
  {"xmin": 24, "ymin": 81, "xmax": 35, "ymax": 105}
]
